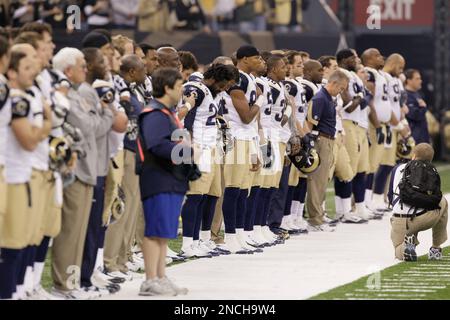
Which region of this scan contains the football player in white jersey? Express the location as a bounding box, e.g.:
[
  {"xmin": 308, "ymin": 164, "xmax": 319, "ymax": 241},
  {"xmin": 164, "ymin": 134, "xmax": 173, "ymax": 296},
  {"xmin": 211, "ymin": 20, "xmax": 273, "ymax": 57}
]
[
  {"xmin": 298, "ymin": 60, "xmax": 322, "ymax": 105},
  {"xmin": 179, "ymin": 63, "xmax": 240, "ymax": 257},
  {"xmin": 10, "ymin": 34, "xmax": 56, "ymax": 298},
  {"xmin": 0, "ymin": 49, "xmax": 51, "ymax": 300},
  {"xmin": 335, "ymin": 49, "xmax": 378, "ymax": 221},
  {"xmin": 283, "ymin": 50, "xmax": 310, "ymax": 232},
  {"xmin": 372, "ymin": 54, "xmax": 410, "ymax": 211},
  {"xmin": 221, "ymin": 45, "xmax": 266, "ymax": 254},
  {"xmin": 249, "ymin": 58, "xmax": 282, "ymax": 246},
  {"xmin": 0, "ymin": 36, "xmax": 10, "ymax": 267},
  {"xmin": 265, "ymin": 54, "xmax": 299, "ymax": 237},
  {"xmin": 361, "ymin": 48, "xmax": 392, "ymax": 214}
]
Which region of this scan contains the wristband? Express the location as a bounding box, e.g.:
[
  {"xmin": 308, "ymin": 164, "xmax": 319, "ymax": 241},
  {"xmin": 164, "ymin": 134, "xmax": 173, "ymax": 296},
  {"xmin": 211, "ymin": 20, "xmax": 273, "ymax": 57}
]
[
  {"xmin": 284, "ymin": 105, "xmax": 292, "ymax": 118},
  {"xmin": 255, "ymin": 95, "xmax": 264, "ymax": 108}
]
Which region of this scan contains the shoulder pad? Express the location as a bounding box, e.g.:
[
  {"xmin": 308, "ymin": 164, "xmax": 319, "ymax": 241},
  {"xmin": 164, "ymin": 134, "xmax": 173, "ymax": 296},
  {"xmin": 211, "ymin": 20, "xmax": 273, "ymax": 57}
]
[{"xmin": 11, "ymin": 95, "xmax": 31, "ymax": 118}]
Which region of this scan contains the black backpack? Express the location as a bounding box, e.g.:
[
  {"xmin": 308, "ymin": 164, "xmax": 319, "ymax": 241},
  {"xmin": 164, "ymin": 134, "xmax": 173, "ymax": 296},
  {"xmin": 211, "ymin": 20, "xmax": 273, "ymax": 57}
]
[{"xmin": 397, "ymin": 160, "xmax": 442, "ymax": 212}]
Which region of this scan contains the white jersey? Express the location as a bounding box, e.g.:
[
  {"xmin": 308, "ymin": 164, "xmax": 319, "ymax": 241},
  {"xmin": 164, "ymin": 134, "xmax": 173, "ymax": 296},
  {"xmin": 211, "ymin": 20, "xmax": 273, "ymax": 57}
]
[
  {"xmin": 381, "ymin": 71, "xmax": 403, "ymax": 124},
  {"xmin": 0, "ymin": 75, "xmax": 11, "ymax": 166},
  {"xmin": 365, "ymin": 67, "xmax": 392, "ymax": 123},
  {"xmin": 297, "ymin": 77, "xmax": 319, "ymax": 104},
  {"xmin": 267, "ymin": 78, "xmax": 290, "ymax": 143},
  {"xmin": 29, "ymin": 83, "xmax": 49, "ymax": 171},
  {"xmin": 4, "ymin": 89, "xmax": 34, "ymax": 183},
  {"xmin": 226, "ymin": 70, "xmax": 258, "ymax": 140},
  {"xmin": 340, "ymin": 68, "xmax": 364, "ymax": 124},
  {"xmin": 183, "ymin": 81, "xmax": 218, "ymax": 147},
  {"xmin": 283, "ymin": 77, "xmax": 307, "ymax": 125},
  {"xmin": 255, "ymin": 76, "xmax": 273, "ymax": 138},
  {"xmin": 106, "ymin": 74, "xmax": 125, "ymax": 157}
]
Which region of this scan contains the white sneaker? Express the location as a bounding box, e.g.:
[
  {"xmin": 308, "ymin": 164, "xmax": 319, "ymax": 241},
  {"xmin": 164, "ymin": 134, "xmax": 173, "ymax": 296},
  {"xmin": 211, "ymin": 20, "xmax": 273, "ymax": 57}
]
[
  {"xmin": 159, "ymin": 276, "xmax": 188, "ymax": 295},
  {"xmin": 340, "ymin": 212, "xmax": 367, "ymax": 224},
  {"xmin": 179, "ymin": 244, "xmax": 212, "ymax": 258},
  {"xmin": 198, "ymin": 240, "xmax": 221, "ymax": 255},
  {"xmin": 261, "ymin": 226, "xmax": 278, "ymax": 243},
  {"xmin": 166, "ymin": 247, "xmax": 180, "ymax": 259},
  {"xmin": 323, "ymin": 215, "xmax": 339, "ymax": 225},
  {"xmin": 126, "ymin": 259, "xmax": 144, "ymax": 272},
  {"xmin": 245, "ymin": 232, "xmax": 262, "ymax": 247},
  {"xmin": 91, "ymin": 269, "xmax": 112, "ymax": 288},
  {"xmin": 292, "ymin": 216, "xmax": 308, "ymax": 231},
  {"xmin": 139, "ymin": 279, "xmax": 176, "ymax": 296},
  {"xmin": 280, "ymin": 219, "xmax": 293, "ymax": 231},
  {"xmin": 83, "ymin": 286, "xmax": 108, "ymax": 298},
  {"xmin": 30, "ymin": 285, "xmax": 62, "ymax": 300},
  {"xmin": 252, "ymin": 227, "xmax": 270, "ymax": 246},
  {"xmin": 106, "ymin": 270, "xmax": 133, "ymax": 282},
  {"xmin": 166, "ymin": 257, "xmax": 173, "ymax": 265},
  {"xmin": 307, "ymin": 223, "xmax": 336, "ymax": 232},
  {"xmin": 236, "ymin": 231, "xmax": 259, "ymax": 252},
  {"xmin": 223, "ymin": 233, "xmax": 252, "ymax": 254},
  {"xmin": 50, "ymin": 287, "xmax": 94, "ymax": 300}
]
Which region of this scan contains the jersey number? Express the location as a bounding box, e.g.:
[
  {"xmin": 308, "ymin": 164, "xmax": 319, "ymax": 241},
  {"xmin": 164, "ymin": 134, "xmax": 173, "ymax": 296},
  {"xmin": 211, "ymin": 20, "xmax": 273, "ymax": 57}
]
[
  {"xmin": 249, "ymin": 90, "xmax": 257, "ymax": 107},
  {"xmin": 206, "ymin": 104, "xmax": 218, "ymax": 126},
  {"xmin": 382, "ymin": 84, "xmax": 389, "ymax": 101},
  {"xmin": 274, "ymin": 100, "xmax": 286, "ymax": 122}
]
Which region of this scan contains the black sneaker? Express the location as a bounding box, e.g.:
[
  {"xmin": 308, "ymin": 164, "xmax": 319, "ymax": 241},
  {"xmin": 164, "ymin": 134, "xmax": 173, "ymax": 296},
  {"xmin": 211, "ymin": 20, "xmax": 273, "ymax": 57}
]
[{"xmin": 403, "ymin": 235, "xmax": 417, "ymax": 262}]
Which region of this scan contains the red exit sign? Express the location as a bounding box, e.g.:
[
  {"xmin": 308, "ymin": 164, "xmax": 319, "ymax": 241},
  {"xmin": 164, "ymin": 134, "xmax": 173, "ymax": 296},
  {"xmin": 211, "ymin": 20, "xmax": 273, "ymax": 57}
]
[{"xmin": 329, "ymin": 0, "xmax": 434, "ymax": 26}]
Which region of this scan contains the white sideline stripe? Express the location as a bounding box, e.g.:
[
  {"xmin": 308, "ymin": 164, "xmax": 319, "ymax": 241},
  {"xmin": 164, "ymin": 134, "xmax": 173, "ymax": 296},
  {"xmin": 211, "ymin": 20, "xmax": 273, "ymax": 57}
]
[{"xmin": 102, "ymin": 194, "xmax": 450, "ymax": 300}]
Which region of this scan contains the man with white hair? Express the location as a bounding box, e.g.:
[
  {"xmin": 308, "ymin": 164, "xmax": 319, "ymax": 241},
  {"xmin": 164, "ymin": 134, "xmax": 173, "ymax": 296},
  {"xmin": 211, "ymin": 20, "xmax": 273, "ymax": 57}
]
[{"xmin": 50, "ymin": 47, "xmax": 103, "ymax": 299}]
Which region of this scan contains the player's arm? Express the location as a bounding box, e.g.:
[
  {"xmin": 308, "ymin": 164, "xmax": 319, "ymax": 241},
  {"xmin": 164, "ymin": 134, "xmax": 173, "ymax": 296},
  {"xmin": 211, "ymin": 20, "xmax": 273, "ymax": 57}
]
[
  {"xmin": 229, "ymin": 89, "xmax": 260, "ymax": 124},
  {"xmin": 389, "ymin": 111, "xmax": 399, "ymax": 126},
  {"xmin": 11, "ymin": 98, "xmax": 52, "ymax": 151},
  {"xmin": 368, "ymin": 100, "xmax": 380, "ymax": 128},
  {"xmin": 342, "ymin": 84, "xmax": 362, "ymax": 113}
]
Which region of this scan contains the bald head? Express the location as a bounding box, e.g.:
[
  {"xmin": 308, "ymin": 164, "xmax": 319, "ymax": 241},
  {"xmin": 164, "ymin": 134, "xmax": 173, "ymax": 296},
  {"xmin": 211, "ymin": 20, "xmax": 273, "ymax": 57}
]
[
  {"xmin": 120, "ymin": 54, "xmax": 144, "ymax": 72},
  {"xmin": 157, "ymin": 47, "xmax": 181, "ymax": 70},
  {"xmin": 303, "ymin": 59, "xmax": 324, "ymax": 83},
  {"xmin": 120, "ymin": 54, "xmax": 146, "ymax": 84},
  {"xmin": 11, "ymin": 43, "xmax": 36, "ymax": 57},
  {"xmin": 384, "ymin": 53, "xmax": 405, "ymax": 77},
  {"xmin": 213, "ymin": 56, "xmax": 234, "ymax": 66},
  {"xmin": 361, "ymin": 48, "xmax": 384, "ymax": 69}
]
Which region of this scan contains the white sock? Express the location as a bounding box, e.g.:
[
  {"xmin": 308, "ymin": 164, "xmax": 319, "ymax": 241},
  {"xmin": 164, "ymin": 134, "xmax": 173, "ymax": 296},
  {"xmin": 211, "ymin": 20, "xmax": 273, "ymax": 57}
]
[
  {"xmin": 24, "ymin": 266, "xmax": 34, "ymax": 294},
  {"xmin": 94, "ymin": 248, "xmax": 104, "ymax": 272},
  {"xmin": 355, "ymin": 202, "xmax": 365, "ymax": 214},
  {"xmin": 33, "ymin": 262, "xmax": 45, "ymax": 288},
  {"xmin": 182, "ymin": 237, "xmax": 193, "ymax": 251},
  {"xmin": 322, "ymin": 201, "xmax": 326, "ymax": 212},
  {"xmin": 200, "ymin": 230, "xmax": 210, "ymax": 242},
  {"xmin": 291, "ymin": 201, "xmax": 300, "ymax": 216},
  {"xmin": 342, "ymin": 197, "xmax": 352, "ymax": 215},
  {"xmin": 16, "ymin": 285, "xmax": 25, "ymax": 299},
  {"xmin": 297, "ymin": 203, "xmax": 305, "ymax": 219},
  {"xmin": 334, "ymin": 196, "xmax": 343, "ymax": 215},
  {"xmin": 372, "ymin": 193, "xmax": 385, "ymax": 208},
  {"xmin": 365, "ymin": 189, "xmax": 373, "ymax": 207}
]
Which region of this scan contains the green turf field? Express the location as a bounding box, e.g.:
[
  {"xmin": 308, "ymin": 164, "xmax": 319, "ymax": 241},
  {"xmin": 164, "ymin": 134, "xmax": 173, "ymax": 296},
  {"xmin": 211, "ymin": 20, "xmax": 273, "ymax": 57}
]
[{"xmin": 310, "ymin": 246, "xmax": 450, "ymax": 300}]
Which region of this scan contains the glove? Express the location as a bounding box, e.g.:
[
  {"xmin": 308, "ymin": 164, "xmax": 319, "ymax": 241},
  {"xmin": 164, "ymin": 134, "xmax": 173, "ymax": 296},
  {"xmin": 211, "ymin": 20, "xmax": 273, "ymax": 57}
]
[
  {"xmin": 120, "ymin": 99, "xmax": 134, "ymax": 117},
  {"xmin": 385, "ymin": 125, "xmax": 392, "ymax": 145},
  {"xmin": 301, "ymin": 133, "xmax": 315, "ymax": 149},
  {"xmin": 376, "ymin": 127, "xmax": 385, "ymax": 145}
]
